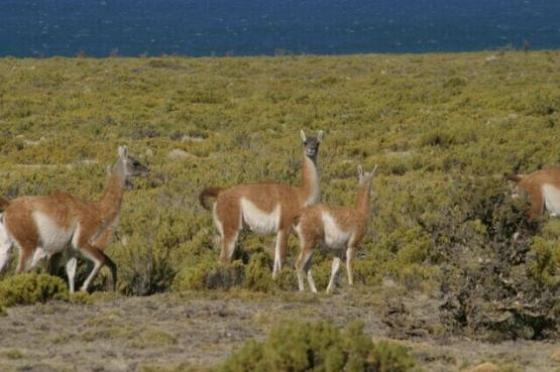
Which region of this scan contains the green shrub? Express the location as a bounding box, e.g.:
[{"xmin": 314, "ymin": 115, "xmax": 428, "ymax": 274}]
[
  {"xmin": 527, "ymin": 237, "xmax": 559, "ymax": 289},
  {"xmin": 0, "ymin": 273, "xmax": 68, "ymax": 307},
  {"xmin": 219, "ymin": 321, "xmax": 416, "ymax": 372},
  {"xmin": 527, "ymin": 91, "xmax": 560, "ymax": 116},
  {"xmin": 173, "ymin": 256, "xmax": 245, "ymax": 291},
  {"xmin": 274, "ymin": 268, "xmax": 299, "ymax": 291},
  {"xmin": 369, "ymin": 341, "xmax": 416, "ymax": 372},
  {"xmin": 243, "ymin": 252, "xmax": 274, "ymax": 292}
]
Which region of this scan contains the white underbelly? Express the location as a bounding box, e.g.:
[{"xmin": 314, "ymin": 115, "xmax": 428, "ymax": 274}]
[
  {"xmin": 543, "ymin": 184, "xmax": 560, "ymax": 217},
  {"xmin": 33, "ymin": 212, "xmax": 75, "ymax": 254},
  {"xmin": 321, "ymin": 212, "xmax": 351, "ymax": 249},
  {"xmin": 0, "ymin": 215, "xmax": 12, "ymax": 270},
  {"xmin": 240, "ymin": 198, "xmax": 281, "ymax": 235}
]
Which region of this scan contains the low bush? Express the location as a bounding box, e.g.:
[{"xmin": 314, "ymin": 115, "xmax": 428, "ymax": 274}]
[
  {"xmin": 243, "ymin": 252, "xmax": 274, "ymax": 292},
  {"xmin": 173, "ymin": 255, "xmax": 245, "ymax": 291},
  {"xmin": 219, "ymin": 321, "xmax": 416, "ymax": 372},
  {"xmin": 0, "ymin": 273, "xmax": 68, "ymax": 308}
]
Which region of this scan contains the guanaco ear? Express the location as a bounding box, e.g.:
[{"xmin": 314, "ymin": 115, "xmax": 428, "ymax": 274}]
[
  {"xmin": 300, "ymin": 130, "xmax": 307, "ymax": 142},
  {"xmin": 118, "ymin": 145, "xmax": 128, "ymax": 159},
  {"xmin": 357, "ymin": 165, "xmax": 364, "ymax": 178},
  {"xmin": 317, "ymin": 130, "xmax": 324, "ymax": 142},
  {"xmin": 371, "ymin": 165, "xmax": 378, "ymax": 176}
]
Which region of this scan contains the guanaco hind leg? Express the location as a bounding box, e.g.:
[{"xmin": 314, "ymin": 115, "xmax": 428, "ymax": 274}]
[
  {"xmin": 295, "ymin": 242, "xmax": 316, "ymax": 293},
  {"xmin": 214, "ymin": 199, "xmax": 241, "ymax": 263},
  {"xmin": 15, "ymin": 243, "xmax": 34, "ymax": 273},
  {"xmin": 326, "ymin": 257, "xmax": 342, "ymax": 294},
  {"xmin": 272, "ymin": 230, "xmax": 287, "ymax": 279}
]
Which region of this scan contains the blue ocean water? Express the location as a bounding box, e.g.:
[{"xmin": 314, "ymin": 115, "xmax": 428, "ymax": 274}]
[{"xmin": 1, "ymin": 0, "xmax": 559, "ymax": 57}]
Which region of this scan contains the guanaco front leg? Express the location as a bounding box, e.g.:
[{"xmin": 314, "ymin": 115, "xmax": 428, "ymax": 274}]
[
  {"xmin": 79, "ymin": 243, "xmax": 117, "ymax": 292},
  {"xmin": 346, "ymin": 245, "xmax": 356, "ymax": 287},
  {"xmin": 66, "ymin": 257, "xmax": 78, "ymax": 293}
]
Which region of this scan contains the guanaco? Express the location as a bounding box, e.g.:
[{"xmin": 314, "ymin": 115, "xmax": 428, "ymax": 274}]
[
  {"xmin": 506, "ymin": 167, "xmax": 560, "ymax": 220},
  {"xmin": 0, "ymin": 146, "xmax": 147, "ymax": 292},
  {"xmin": 294, "ymin": 165, "xmax": 377, "ymax": 294},
  {"xmin": 199, "ymin": 130, "xmax": 323, "ymax": 278}
]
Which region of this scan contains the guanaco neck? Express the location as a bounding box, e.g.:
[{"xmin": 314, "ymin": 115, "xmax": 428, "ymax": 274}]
[
  {"xmin": 300, "ymin": 153, "xmax": 320, "ymax": 206},
  {"xmin": 355, "ymin": 181, "xmax": 372, "ymax": 217},
  {"xmin": 96, "ymin": 166, "xmax": 125, "ymax": 224}
]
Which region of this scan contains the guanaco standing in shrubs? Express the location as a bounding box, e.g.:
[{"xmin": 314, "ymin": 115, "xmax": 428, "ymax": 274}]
[
  {"xmin": 506, "ymin": 167, "xmax": 560, "ymax": 220},
  {"xmin": 199, "ymin": 130, "xmax": 323, "ymax": 279},
  {"xmin": 295, "ymin": 165, "xmax": 377, "ymax": 294},
  {"xmin": 0, "ymin": 146, "xmax": 147, "ymax": 292}
]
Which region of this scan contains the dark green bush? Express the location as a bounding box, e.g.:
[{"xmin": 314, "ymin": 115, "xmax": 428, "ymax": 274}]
[
  {"xmin": 0, "ymin": 273, "xmax": 68, "ymax": 308},
  {"xmin": 434, "ymin": 177, "xmax": 560, "ymax": 340},
  {"xmin": 219, "ymin": 321, "xmax": 416, "ymax": 372}
]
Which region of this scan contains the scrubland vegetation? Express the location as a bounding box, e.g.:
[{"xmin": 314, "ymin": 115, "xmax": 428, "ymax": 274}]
[{"xmin": 1, "ymin": 51, "xmax": 560, "ymax": 370}]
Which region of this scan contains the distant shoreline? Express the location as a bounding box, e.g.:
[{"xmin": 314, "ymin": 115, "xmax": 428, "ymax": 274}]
[{"xmin": 2, "ymin": 48, "xmax": 559, "ymax": 60}]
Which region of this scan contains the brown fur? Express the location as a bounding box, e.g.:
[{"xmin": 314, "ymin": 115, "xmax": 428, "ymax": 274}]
[
  {"xmin": 0, "ymin": 197, "xmax": 9, "ymax": 210},
  {"xmin": 0, "ymin": 146, "xmax": 144, "ymax": 292},
  {"xmin": 506, "ymin": 167, "xmax": 560, "ymax": 220},
  {"xmin": 295, "ymin": 166, "xmax": 376, "ymax": 293},
  {"xmin": 200, "ymin": 130, "xmax": 323, "ymax": 278}
]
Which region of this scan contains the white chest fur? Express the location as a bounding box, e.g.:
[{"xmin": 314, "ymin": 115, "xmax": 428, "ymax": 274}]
[
  {"xmin": 542, "ymin": 184, "xmax": 560, "ymax": 217},
  {"xmin": 321, "ymin": 212, "xmax": 351, "ymax": 249},
  {"xmin": 0, "ymin": 215, "xmax": 12, "ymax": 271},
  {"xmin": 0, "ymin": 215, "xmax": 10, "ymax": 247},
  {"xmin": 33, "ymin": 212, "xmax": 75, "ymax": 253},
  {"xmin": 240, "ymin": 198, "xmax": 281, "ymax": 235}
]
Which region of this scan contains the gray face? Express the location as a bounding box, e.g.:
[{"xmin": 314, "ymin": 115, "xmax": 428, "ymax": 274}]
[
  {"xmin": 111, "ymin": 147, "xmax": 149, "ymax": 189},
  {"xmin": 303, "ymin": 136, "xmax": 321, "ymax": 159},
  {"xmin": 358, "ymin": 165, "xmax": 378, "ymax": 186}
]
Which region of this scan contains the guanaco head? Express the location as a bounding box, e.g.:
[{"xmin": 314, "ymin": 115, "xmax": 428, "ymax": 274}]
[
  {"xmin": 300, "ymin": 129, "xmax": 324, "ymax": 160},
  {"xmin": 504, "ymin": 173, "xmax": 525, "ymax": 199},
  {"xmin": 358, "ymin": 164, "xmax": 378, "ymax": 187},
  {"xmin": 109, "ymin": 146, "xmax": 149, "ymax": 189}
]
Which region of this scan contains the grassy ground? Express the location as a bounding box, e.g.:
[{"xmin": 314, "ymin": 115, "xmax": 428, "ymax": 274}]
[
  {"xmin": 1, "ymin": 289, "xmax": 558, "ymax": 371},
  {"xmin": 1, "ymin": 51, "xmax": 560, "ymax": 370}
]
